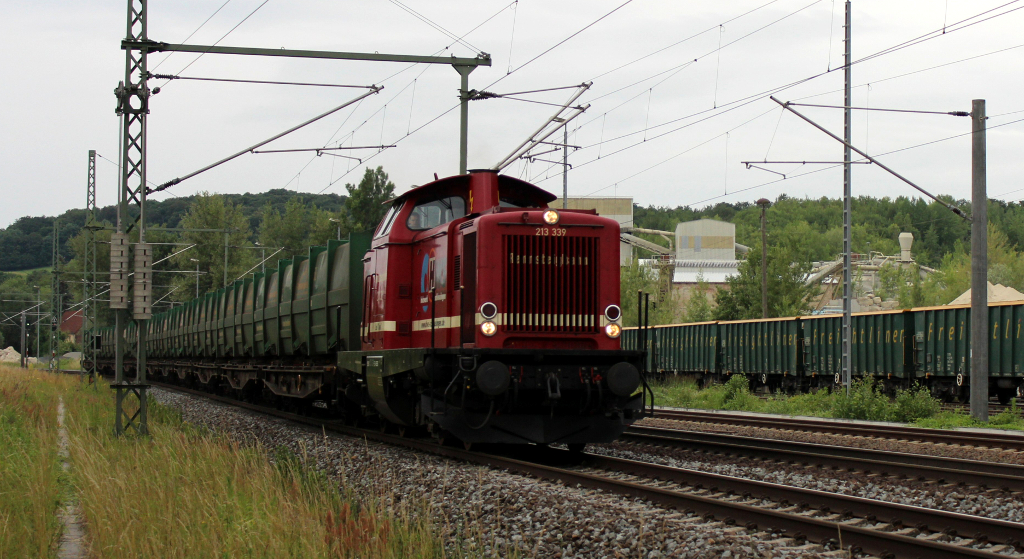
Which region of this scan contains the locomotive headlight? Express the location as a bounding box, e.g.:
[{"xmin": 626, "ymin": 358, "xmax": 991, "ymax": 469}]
[
  {"xmin": 604, "ymin": 304, "xmax": 622, "ymax": 322},
  {"xmin": 605, "ymin": 323, "xmax": 622, "ymax": 338},
  {"xmin": 481, "ymin": 321, "xmax": 497, "ymax": 337},
  {"xmin": 542, "ymin": 209, "xmax": 560, "ymax": 225},
  {"xmin": 480, "ymin": 302, "xmax": 498, "ymax": 320}
]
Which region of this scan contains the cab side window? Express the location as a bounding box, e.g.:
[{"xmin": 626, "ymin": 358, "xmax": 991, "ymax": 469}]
[
  {"xmin": 375, "ymin": 202, "xmax": 403, "ymax": 238},
  {"xmin": 407, "ymin": 196, "xmax": 466, "ymax": 231}
]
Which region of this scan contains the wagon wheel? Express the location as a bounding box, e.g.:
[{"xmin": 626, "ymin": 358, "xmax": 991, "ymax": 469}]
[{"xmin": 997, "ymin": 388, "xmax": 1014, "ymax": 406}]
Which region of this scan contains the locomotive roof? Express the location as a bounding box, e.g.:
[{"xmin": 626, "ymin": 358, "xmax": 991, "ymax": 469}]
[{"xmin": 390, "ymin": 170, "xmax": 557, "ymax": 205}]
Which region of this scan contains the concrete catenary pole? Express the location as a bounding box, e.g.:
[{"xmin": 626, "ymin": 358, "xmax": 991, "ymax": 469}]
[
  {"xmin": 757, "ymin": 198, "xmax": 770, "ymax": 318},
  {"xmin": 20, "ymin": 311, "xmax": 27, "ymax": 368},
  {"xmin": 841, "ymin": 0, "xmax": 853, "ymax": 395},
  {"xmin": 35, "ymin": 286, "xmax": 40, "ymax": 360},
  {"xmin": 224, "ymin": 230, "xmax": 230, "ymax": 288},
  {"xmin": 457, "ymin": 66, "xmax": 474, "ymax": 174},
  {"xmin": 970, "ymin": 99, "xmax": 988, "ymax": 422},
  {"xmin": 563, "ymin": 127, "xmax": 569, "ymax": 210}
]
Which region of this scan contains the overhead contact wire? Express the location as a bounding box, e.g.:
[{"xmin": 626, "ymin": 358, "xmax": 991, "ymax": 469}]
[{"xmin": 161, "ymin": 0, "xmax": 273, "ymax": 89}]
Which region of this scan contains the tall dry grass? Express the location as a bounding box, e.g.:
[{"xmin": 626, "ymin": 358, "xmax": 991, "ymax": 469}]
[
  {"xmin": 0, "ymin": 366, "xmax": 66, "ymax": 558},
  {"xmin": 64, "ymin": 383, "xmax": 449, "ymax": 558}
]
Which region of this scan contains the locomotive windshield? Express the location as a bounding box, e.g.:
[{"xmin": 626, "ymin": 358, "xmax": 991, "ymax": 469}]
[{"xmin": 407, "ymin": 195, "xmax": 466, "ymax": 230}]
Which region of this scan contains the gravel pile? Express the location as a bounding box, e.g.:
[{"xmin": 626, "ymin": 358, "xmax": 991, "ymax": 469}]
[
  {"xmin": 590, "ymin": 440, "xmax": 1024, "ymax": 524},
  {"xmin": 642, "ymin": 417, "xmax": 1024, "ymax": 466},
  {"xmin": 151, "ymin": 388, "xmax": 850, "ymax": 558}
]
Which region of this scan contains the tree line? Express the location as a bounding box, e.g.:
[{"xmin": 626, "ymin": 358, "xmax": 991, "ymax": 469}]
[
  {"xmin": 627, "ymin": 194, "xmax": 1024, "ymax": 324},
  {"xmin": 0, "ymin": 167, "xmax": 393, "ymax": 354},
  {"xmin": 0, "ymin": 186, "xmax": 349, "ymax": 271},
  {"xmin": 6, "ymin": 175, "xmax": 1024, "ymax": 336}
]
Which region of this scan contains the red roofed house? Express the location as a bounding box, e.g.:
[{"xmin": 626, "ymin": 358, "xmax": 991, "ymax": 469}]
[{"xmin": 60, "ymin": 310, "xmax": 85, "ymax": 344}]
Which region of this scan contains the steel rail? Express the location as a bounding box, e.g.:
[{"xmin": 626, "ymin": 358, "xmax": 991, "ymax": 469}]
[
  {"xmin": 586, "ymin": 453, "xmax": 1024, "ymax": 550},
  {"xmin": 654, "ymin": 409, "xmax": 1024, "ymax": 451},
  {"xmin": 123, "ymin": 377, "xmax": 1024, "ymax": 559},
  {"xmin": 623, "ymin": 426, "xmax": 1024, "ymax": 491}
]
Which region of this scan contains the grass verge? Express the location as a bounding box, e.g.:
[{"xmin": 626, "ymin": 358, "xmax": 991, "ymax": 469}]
[
  {"xmin": 1, "ymin": 367, "xmax": 462, "ymax": 558},
  {"xmin": 652, "ymin": 374, "xmax": 1024, "ymax": 430},
  {"xmin": 915, "ymin": 402, "xmax": 1024, "ymax": 430},
  {"xmin": 0, "ymin": 366, "xmax": 66, "ymax": 558},
  {"xmin": 61, "ymin": 381, "xmax": 452, "ymax": 558}
]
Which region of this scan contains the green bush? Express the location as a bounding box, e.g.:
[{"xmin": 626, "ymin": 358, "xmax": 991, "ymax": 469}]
[
  {"xmin": 891, "ymin": 385, "xmax": 941, "ymax": 422},
  {"xmin": 721, "ymin": 374, "xmax": 749, "ymax": 402},
  {"xmin": 830, "ymin": 377, "xmax": 892, "ymax": 421}
]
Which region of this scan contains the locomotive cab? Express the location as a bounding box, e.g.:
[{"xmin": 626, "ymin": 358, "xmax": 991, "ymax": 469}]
[{"xmin": 345, "ymin": 170, "xmax": 648, "ymax": 445}]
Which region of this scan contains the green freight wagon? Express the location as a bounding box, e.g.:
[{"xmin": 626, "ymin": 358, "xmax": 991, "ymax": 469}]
[
  {"xmin": 311, "ymin": 236, "xmax": 369, "ymax": 354},
  {"xmin": 229, "ymin": 278, "xmax": 246, "ymax": 357},
  {"xmin": 621, "ymin": 326, "xmax": 657, "ymax": 374},
  {"xmin": 200, "ymin": 292, "xmax": 215, "ymax": 358},
  {"xmin": 802, "ymin": 310, "xmax": 913, "ymax": 389},
  {"xmin": 253, "ymin": 271, "xmax": 268, "ymax": 357},
  {"xmin": 290, "ymin": 249, "xmax": 319, "ymax": 356},
  {"xmin": 988, "ymin": 301, "xmax": 1024, "ymax": 384},
  {"xmin": 279, "ymin": 255, "xmax": 301, "ymax": 356},
  {"xmin": 719, "ymin": 317, "xmax": 801, "ymax": 391},
  {"xmin": 625, "ymin": 322, "xmax": 720, "ymax": 377},
  {"xmin": 262, "ymin": 262, "xmax": 285, "ymax": 356},
  {"xmin": 240, "ymin": 277, "xmax": 255, "ymax": 357},
  {"xmin": 658, "ymin": 321, "xmax": 719, "ymax": 375},
  {"xmin": 912, "ymin": 302, "xmax": 1024, "ymax": 403},
  {"xmin": 911, "ymin": 304, "xmax": 970, "ymax": 399}
]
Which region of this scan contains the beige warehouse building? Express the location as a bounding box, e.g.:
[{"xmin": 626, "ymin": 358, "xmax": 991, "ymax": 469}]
[{"xmin": 552, "ymin": 197, "xmax": 633, "ymax": 265}]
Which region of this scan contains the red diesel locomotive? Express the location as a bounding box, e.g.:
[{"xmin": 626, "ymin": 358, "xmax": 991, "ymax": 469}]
[
  {"xmin": 349, "ymin": 169, "xmax": 647, "ymax": 445},
  {"xmin": 94, "ymin": 169, "xmax": 648, "ymax": 447}
]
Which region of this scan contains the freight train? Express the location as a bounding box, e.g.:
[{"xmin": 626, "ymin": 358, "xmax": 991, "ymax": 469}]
[
  {"xmin": 92, "ymin": 170, "xmax": 649, "ymax": 447},
  {"xmin": 624, "ymin": 303, "xmax": 1024, "ymax": 404}
]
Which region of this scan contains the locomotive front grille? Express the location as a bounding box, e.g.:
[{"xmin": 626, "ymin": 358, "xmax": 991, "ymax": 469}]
[{"xmin": 503, "ymin": 234, "xmax": 600, "ymax": 333}]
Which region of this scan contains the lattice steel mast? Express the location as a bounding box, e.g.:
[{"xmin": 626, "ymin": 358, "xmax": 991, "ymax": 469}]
[
  {"xmin": 49, "ymin": 220, "xmax": 61, "ymax": 372},
  {"xmin": 83, "ymin": 150, "xmax": 99, "ymax": 387},
  {"xmin": 112, "ymin": 0, "xmax": 153, "ymax": 435}
]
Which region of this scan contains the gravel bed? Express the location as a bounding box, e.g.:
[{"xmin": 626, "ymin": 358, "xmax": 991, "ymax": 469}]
[
  {"xmin": 641, "ymin": 417, "xmax": 1024, "ymax": 465},
  {"xmin": 589, "ymin": 440, "xmax": 1024, "ymax": 524},
  {"xmin": 150, "ymin": 388, "xmax": 850, "ymax": 558}
]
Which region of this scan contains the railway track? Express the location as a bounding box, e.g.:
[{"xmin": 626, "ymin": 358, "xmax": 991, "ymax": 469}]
[
  {"xmin": 653, "ymin": 409, "xmax": 1024, "ymax": 451},
  {"xmin": 752, "ymin": 395, "xmax": 1014, "ymax": 416},
  {"xmin": 622, "ymin": 425, "xmax": 1024, "ymax": 491},
  {"xmin": 143, "ymin": 379, "xmax": 1023, "ymax": 559},
  {"xmin": 940, "ymin": 403, "xmax": 1016, "ymax": 415}
]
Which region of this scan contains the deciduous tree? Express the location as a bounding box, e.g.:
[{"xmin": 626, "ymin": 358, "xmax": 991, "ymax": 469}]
[
  {"xmin": 714, "ymin": 245, "xmax": 816, "ymax": 320},
  {"xmin": 170, "ymin": 193, "xmax": 254, "ymax": 299},
  {"xmin": 342, "ymin": 166, "xmax": 395, "ymax": 233}
]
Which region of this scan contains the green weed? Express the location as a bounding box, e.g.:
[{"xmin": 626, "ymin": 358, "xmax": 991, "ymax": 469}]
[{"xmin": 654, "ymin": 374, "xmax": 956, "ymax": 426}]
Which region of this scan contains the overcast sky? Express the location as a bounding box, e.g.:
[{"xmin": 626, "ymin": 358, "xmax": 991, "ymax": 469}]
[{"xmin": 2, "ymin": 0, "xmax": 1023, "ymax": 228}]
